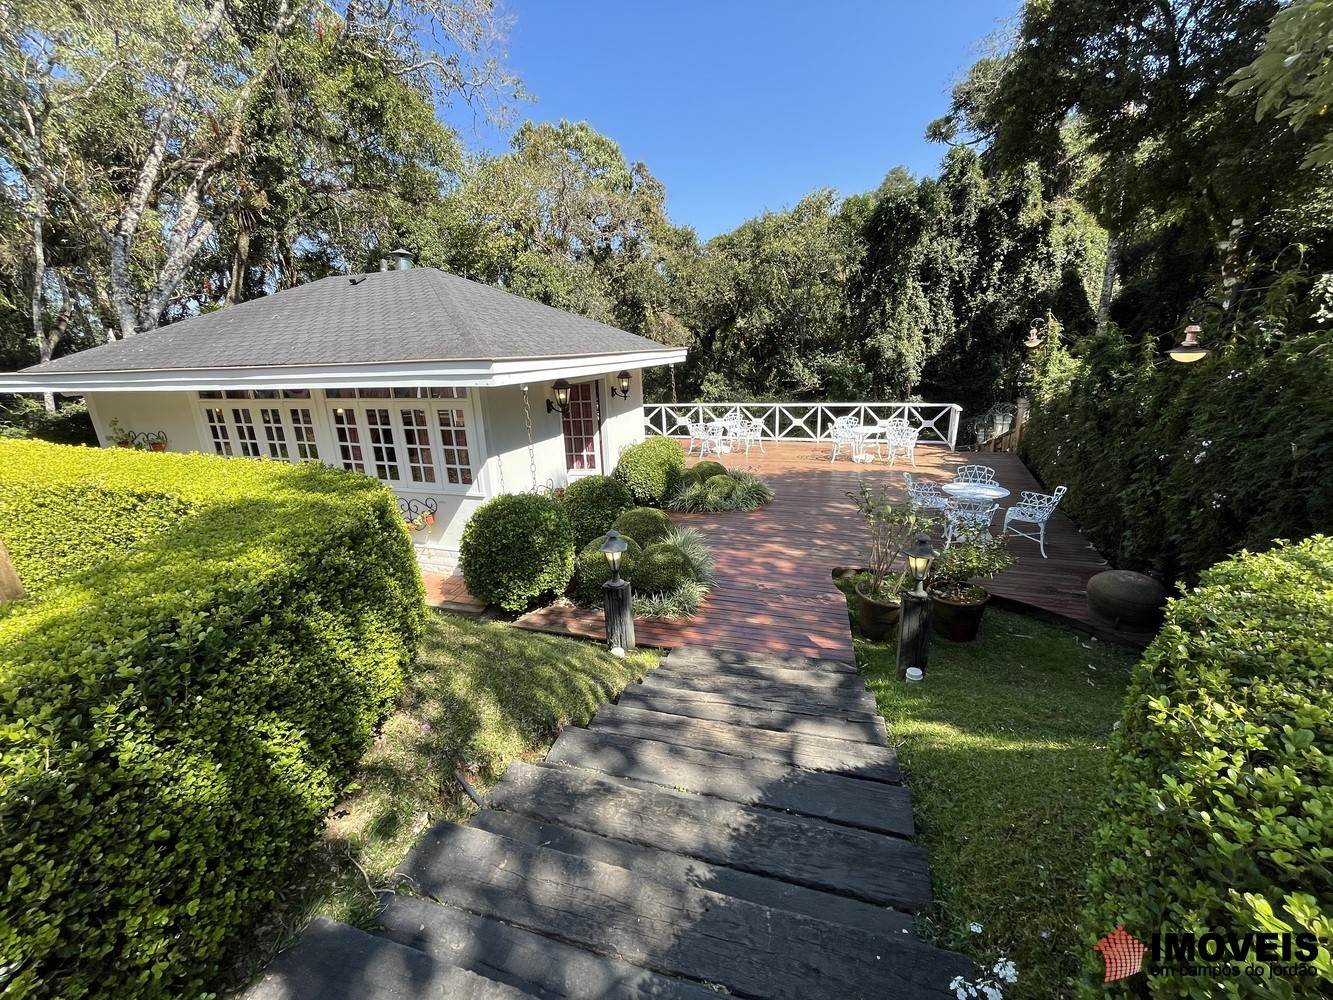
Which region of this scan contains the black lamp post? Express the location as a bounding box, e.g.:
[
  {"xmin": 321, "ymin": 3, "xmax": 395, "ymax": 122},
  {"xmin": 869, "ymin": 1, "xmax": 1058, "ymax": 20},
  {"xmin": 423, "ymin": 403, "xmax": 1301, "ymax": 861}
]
[
  {"xmin": 897, "ymin": 533, "xmax": 939, "ymax": 681},
  {"xmin": 600, "ymin": 530, "xmax": 635, "ymax": 652},
  {"xmin": 547, "ymin": 379, "xmax": 571, "ymax": 414}
]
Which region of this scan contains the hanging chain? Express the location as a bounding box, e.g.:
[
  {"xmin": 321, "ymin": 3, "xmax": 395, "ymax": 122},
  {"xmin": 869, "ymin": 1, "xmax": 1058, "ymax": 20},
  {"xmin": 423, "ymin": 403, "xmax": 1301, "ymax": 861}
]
[{"xmin": 523, "ymin": 386, "xmax": 539, "ymax": 493}]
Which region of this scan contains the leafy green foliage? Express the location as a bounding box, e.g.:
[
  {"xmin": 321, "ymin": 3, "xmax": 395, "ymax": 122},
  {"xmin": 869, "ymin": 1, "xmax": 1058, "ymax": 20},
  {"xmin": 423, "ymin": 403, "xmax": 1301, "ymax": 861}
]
[
  {"xmin": 611, "ymin": 506, "xmax": 675, "ymax": 546},
  {"xmin": 691, "ymin": 460, "xmax": 727, "ymax": 481},
  {"xmin": 572, "ymin": 532, "xmax": 643, "ymax": 605},
  {"xmin": 632, "ymin": 580, "xmax": 707, "ymax": 618},
  {"xmin": 632, "ymin": 541, "xmax": 697, "ymax": 594},
  {"xmin": 0, "ymin": 398, "xmax": 98, "ymax": 446},
  {"xmin": 927, "ymin": 533, "xmax": 1014, "ymax": 603},
  {"xmin": 459, "ymin": 493, "xmax": 575, "ymax": 611},
  {"xmin": 1082, "ymin": 536, "xmax": 1333, "ymax": 996},
  {"xmin": 0, "ymin": 440, "xmax": 425, "ymax": 1000},
  {"xmin": 613, "ymin": 437, "xmax": 687, "ymax": 505},
  {"xmin": 665, "ymin": 468, "xmax": 775, "ymax": 513},
  {"xmin": 704, "ymin": 473, "xmax": 736, "ymax": 500},
  {"xmin": 559, "ymin": 474, "xmax": 633, "ymax": 549},
  {"xmin": 661, "ymin": 526, "xmax": 715, "ymax": 586}
]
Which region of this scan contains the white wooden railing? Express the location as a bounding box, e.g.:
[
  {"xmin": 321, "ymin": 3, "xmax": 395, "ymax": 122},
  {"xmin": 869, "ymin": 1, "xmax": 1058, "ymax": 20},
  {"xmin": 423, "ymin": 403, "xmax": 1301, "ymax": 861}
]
[{"xmin": 644, "ymin": 402, "xmax": 964, "ymax": 451}]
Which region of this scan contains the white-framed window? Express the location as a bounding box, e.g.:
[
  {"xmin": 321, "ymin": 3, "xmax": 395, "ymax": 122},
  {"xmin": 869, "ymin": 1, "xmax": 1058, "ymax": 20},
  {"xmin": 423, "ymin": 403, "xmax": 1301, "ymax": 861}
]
[{"xmin": 199, "ymin": 391, "xmax": 320, "ymax": 463}]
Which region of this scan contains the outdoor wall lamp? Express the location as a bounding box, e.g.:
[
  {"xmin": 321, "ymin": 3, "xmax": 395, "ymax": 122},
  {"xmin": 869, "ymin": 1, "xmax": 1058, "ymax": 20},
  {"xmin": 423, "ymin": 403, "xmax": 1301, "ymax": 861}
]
[
  {"xmin": 897, "ymin": 532, "xmax": 939, "ymax": 680},
  {"xmin": 611, "ymin": 370, "xmax": 632, "ymax": 399},
  {"xmin": 1168, "ymin": 323, "xmax": 1210, "ymax": 364},
  {"xmin": 1023, "ymin": 317, "xmax": 1047, "ymax": 351},
  {"xmin": 547, "ymin": 379, "xmax": 571, "ymax": 414},
  {"xmin": 600, "ymin": 530, "xmax": 635, "ymax": 652}
]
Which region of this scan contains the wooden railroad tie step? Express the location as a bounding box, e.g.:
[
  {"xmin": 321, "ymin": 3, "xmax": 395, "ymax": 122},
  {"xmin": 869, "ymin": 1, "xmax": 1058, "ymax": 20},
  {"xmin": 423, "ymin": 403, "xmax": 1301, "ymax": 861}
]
[
  {"xmin": 665, "ymin": 644, "xmax": 860, "ymax": 675},
  {"xmin": 547, "ymin": 728, "xmax": 914, "ymax": 837},
  {"xmin": 487, "ymin": 761, "xmax": 930, "ymax": 910},
  {"xmin": 468, "ymin": 809, "xmax": 917, "ymax": 938},
  {"xmin": 618, "ymin": 683, "xmax": 887, "ymax": 742},
  {"xmin": 397, "ymin": 821, "xmax": 973, "ymax": 1000},
  {"xmin": 590, "ymin": 704, "xmax": 902, "ymax": 784},
  {"xmin": 639, "ymin": 669, "xmax": 878, "ymax": 714}
]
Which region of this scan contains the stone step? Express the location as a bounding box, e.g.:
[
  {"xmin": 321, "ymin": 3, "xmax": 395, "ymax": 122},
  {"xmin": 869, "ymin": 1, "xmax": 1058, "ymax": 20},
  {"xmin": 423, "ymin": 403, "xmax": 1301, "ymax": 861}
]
[
  {"xmin": 377, "ymin": 895, "xmax": 718, "ymax": 1000},
  {"xmin": 668, "ymin": 644, "xmax": 860, "ymax": 675},
  {"xmin": 618, "ymin": 683, "xmax": 888, "ymax": 744},
  {"xmin": 590, "ymin": 703, "xmax": 902, "ymax": 784},
  {"xmin": 548, "ymin": 727, "xmax": 913, "ymax": 836},
  {"xmin": 647, "ymin": 662, "xmax": 873, "ymax": 701},
  {"xmin": 468, "ymin": 809, "xmax": 917, "ymax": 938},
  {"xmin": 488, "ymin": 761, "xmax": 931, "ymax": 910},
  {"xmin": 242, "ymin": 916, "xmax": 536, "ymax": 1000},
  {"xmin": 398, "ymin": 821, "xmax": 972, "ymax": 1000}
]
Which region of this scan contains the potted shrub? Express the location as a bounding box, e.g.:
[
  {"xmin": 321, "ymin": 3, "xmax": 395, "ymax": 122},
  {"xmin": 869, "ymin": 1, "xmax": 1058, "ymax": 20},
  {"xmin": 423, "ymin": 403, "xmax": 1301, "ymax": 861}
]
[
  {"xmin": 144, "ymin": 431, "xmax": 169, "ymax": 452},
  {"xmin": 926, "ymin": 531, "xmax": 1013, "ymax": 642},
  {"xmin": 847, "ymin": 483, "xmax": 932, "ymax": 640},
  {"xmin": 107, "ymin": 418, "xmax": 136, "ymax": 448}
]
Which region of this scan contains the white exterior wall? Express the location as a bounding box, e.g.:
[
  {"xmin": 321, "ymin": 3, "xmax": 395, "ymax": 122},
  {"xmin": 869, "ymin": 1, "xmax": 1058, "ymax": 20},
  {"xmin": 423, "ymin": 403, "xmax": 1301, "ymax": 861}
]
[{"xmin": 82, "ymin": 369, "xmax": 653, "ymax": 574}]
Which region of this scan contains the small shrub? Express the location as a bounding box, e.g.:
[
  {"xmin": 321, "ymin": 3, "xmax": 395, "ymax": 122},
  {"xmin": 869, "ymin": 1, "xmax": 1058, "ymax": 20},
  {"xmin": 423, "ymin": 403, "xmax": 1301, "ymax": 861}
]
[
  {"xmin": 705, "ymin": 473, "xmax": 737, "ymax": 500},
  {"xmin": 614, "ymin": 437, "xmax": 686, "ymax": 505},
  {"xmin": 665, "ymin": 469, "xmax": 775, "ymax": 514},
  {"xmin": 573, "ymin": 532, "xmax": 643, "ymax": 605},
  {"xmin": 460, "ymin": 493, "xmax": 575, "ymax": 611},
  {"xmin": 633, "ymin": 541, "xmax": 697, "ymax": 594},
  {"xmin": 663, "ymin": 526, "xmax": 715, "ymax": 586},
  {"xmin": 692, "ymin": 460, "xmax": 727, "ymax": 481},
  {"xmin": 612, "ymin": 506, "xmax": 674, "ymax": 547},
  {"xmin": 633, "ymin": 580, "xmax": 707, "ymax": 618},
  {"xmin": 560, "ymin": 475, "xmax": 633, "ymax": 549},
  {"xmin": 1081, "ymin": 535, "xmax": 1333, "ymax": 996}
]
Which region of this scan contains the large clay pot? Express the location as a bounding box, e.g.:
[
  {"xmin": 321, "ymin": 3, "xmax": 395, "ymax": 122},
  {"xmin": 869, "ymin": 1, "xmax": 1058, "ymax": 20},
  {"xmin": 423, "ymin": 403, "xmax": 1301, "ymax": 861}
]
[
  {"xmin": 1087, "ymin": 570, "xmax": 1167, "ymax": 628},
  {"xmin": 856, "ymin": 585, "xmax": 902, "ymax": 641},
  {"xmin": 930, "ymin": 590, "xmax": 990, "ymax": 642}
]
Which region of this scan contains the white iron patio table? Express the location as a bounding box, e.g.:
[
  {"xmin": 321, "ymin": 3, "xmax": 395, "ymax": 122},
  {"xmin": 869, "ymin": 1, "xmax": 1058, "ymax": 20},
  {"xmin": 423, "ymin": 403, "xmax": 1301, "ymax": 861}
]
[
  {"xmin": 942, "ymin": 482, "xmax": 1011, "ymax": 502},
  {"xmin": 851, "ymin": 424, "xmax": 886, "ymax": 462}
]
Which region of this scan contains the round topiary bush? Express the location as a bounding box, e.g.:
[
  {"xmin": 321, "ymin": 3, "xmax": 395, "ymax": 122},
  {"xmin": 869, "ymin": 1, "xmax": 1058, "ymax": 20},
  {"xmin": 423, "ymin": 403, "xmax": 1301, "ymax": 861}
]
[
  {"xmin": 560, "ymin": 475, "xmax": 634, "ymax": 549},
  {"xmin": 632, "ymin": 541, "xmax": 698, "ymax": 594},
  {"xmin": 612, "ymin": 506, "xmax": 674, "ymax": 547},
  {"xmin": 705, "ymin": 473, "xmax": 737, "ymax": 500},
  {"xmin": 692, "ymin": 460, "xmax": 727, "ymax": 481},
  {"xmin": 460, "ymin": 493, "xmax": 575, "ymax": 611},
  {"xmin": 573, "ymin": 532, "xmax": 644, "ymax": 604},
  {"xmin": 613, "ymin": 437, "xmax": 686, "ymax": 505}
]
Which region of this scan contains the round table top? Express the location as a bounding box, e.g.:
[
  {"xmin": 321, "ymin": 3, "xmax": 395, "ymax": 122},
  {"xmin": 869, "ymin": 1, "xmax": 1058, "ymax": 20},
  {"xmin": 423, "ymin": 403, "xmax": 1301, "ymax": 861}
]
[{"xmin": 942, "ymin": 481, "xmax": 1011, "ymax": 501}]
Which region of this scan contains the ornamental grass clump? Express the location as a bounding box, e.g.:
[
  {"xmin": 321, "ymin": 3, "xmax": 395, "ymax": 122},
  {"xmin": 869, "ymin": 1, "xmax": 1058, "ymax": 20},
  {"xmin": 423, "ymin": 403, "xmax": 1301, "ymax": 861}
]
[
  {"xmin": 1080, "ymin": 535, "xmax": 1333, "ymax": 997},
  {"xmin": 665, "ymin": 467, "xmax": 774, "ymax": 513}
]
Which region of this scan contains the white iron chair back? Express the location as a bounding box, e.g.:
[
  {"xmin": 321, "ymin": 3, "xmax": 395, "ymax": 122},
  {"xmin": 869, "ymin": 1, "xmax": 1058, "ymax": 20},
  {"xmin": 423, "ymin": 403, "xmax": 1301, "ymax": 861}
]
[
  {"xmin": 685, "ymin": 421, "xmax": 712, "ymax": 458},
  {"xmin": 944, "ymin": 499, "xmax": 1000, "ymax": 547},
  {"xmin": 953, "ymin": 464, "xmax": 998, "ymax": 485},
  {"xmin": 738, "ymin": 418, "xmax": 766, "ymax": 454},
  {"xmin": 903, "ymin": 472, "xmax": 949, "ymax": 511},
  {"xmin": 829, "ymin": 416, "xmax": 860, "ymax": 462},
  {"xmin": 882, "ymin": 420, "xmax": 920, "ymax": 468},
  {"xmin": 1002, "ymin": 485, "xmax": 1068, "ymax": 558}
]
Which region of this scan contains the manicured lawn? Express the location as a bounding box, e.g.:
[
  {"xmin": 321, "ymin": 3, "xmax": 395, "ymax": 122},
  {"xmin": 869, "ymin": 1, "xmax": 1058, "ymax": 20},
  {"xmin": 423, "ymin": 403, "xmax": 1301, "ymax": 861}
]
[
  {"xmin": 838, "ymin": 576, "xmax": 1140, "ymax": 999},
  {"xmin": 226, "ymin": 610, "xmax": 659, "ymax": 990}
]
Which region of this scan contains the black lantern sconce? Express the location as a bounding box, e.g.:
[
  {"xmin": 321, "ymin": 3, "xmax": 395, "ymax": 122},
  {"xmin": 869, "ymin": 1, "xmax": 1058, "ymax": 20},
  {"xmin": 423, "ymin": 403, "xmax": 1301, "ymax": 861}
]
[
  {"xmin": 610, "ymin": 370, "xmax": 632, "ymax": 399},
  {"xmin": 1023, "ymin": 317, "xmax": 1047, "ymax": 351},
  {"xmin": 547, "ymin": 378, "xmax": 571, "ymax": 414},
  {"xmin": 1168, "ymin": 323, "xmax": 1210, "ymax": 364}
]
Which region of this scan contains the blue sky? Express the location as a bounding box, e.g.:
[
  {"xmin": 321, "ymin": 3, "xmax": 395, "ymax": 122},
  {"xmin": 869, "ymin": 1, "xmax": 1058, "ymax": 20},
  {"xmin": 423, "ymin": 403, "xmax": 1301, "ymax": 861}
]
[{"xmin": 449, "ymin": 1, "xmax": 1019, "ymax": 240}]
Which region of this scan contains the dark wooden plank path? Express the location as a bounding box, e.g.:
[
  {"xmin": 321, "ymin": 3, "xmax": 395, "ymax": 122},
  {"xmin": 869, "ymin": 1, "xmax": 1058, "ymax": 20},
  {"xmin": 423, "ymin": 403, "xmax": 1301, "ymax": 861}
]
[
  {"xmin": 515, "ymin": 441, "xmax": 1158, "ymax": 653},
  {"xmin": 245, "ymin": 645, "xmax": 974, "ymax": 998}
]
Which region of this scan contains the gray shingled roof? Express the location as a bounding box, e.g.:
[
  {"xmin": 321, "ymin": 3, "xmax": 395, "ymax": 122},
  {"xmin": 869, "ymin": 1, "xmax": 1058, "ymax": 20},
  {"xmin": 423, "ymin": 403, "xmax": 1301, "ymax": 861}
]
[{"xmin": 23, "ymin": 268, "xmax": 674, "ymax": 374}]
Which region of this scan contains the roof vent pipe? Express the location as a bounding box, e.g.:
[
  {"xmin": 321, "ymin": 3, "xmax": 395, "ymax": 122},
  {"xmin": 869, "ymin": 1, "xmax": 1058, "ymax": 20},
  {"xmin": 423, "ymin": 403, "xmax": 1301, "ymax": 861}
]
[
  {"xmin": 379, "ymin": 259, "xmax": 388, "ymax": 272},
  {"xmin": 390, "ymin": 248, "xmax": 415, "ymax": 270}
]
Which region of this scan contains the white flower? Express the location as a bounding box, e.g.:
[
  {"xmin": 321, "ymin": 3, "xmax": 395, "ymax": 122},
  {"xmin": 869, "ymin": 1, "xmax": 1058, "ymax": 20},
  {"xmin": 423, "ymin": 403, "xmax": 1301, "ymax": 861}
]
[
  {"xmin": 993, "ymin": 958, "xmax": 1018, "ymax": 983},
  {"xmin": 969, "ymin": 922, "xmax": 983, "ymax": 934}
]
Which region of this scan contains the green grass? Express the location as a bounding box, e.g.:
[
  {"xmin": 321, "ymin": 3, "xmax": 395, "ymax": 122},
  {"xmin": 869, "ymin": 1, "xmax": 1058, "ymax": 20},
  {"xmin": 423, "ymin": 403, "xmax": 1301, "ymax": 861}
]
[
  {"xmin": 223, "ymin": 611, "xmax": 659, "ymax": 993},
  {"xmin": 837, "ymin": 574, "xmax": 1139, "ymax": 999}
]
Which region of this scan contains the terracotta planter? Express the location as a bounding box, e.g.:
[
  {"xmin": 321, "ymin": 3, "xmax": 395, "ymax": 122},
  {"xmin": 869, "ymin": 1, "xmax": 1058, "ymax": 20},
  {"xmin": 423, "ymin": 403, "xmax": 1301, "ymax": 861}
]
[
  {"xmin": 855, "ymin": 585, "xmax": 902, "ymax": 641},
  {"xmin": 930, "ymin": 589, "xmax": 990, "ymax": 642},
  {"xmin": 149, "ymin": 443, "xmax": 166, "ymax": 452}
]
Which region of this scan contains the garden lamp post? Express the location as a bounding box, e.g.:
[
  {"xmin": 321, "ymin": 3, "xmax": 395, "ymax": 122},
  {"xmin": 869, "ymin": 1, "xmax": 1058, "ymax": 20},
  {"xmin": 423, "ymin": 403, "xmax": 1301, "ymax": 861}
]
[
  {"xmin": 897, "ymin": 533, "xmax": 939, "ymax": 681},
  {"xmin": 600, "ymin": 530, "xmax": 635, "ymax": 653},
  {"xmin": 1168, "ymin": 323, "xmax": 1210, "ymax": 364},
  {"xmin": 1023, "ymin": 317, "xmax": 1047, "ymax": 351}
]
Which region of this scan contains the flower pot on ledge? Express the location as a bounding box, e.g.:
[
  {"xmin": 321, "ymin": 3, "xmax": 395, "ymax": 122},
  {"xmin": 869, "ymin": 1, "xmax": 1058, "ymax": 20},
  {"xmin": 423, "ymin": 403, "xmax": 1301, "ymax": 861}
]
[
  {"xmin": 855, "ymin": 584, "xmax": 902, "ymax": 640},
  {"xmin": 930, "ymin": 587, "xmax": 990, "ymax": 642}
]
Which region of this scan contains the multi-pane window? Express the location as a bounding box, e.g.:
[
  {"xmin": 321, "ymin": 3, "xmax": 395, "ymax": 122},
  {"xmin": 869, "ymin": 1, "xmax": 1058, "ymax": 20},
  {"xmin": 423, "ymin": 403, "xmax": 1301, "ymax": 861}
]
[
  {"xmin": 289, "ymin": 408, "xmax": 319, "ymax": 460},
  {"xmin": 232, "ymin": 408, "xmax": 261, "ymax": 457},
  {"xmin": 331, "ymin": 406, "xmax": 367, "ymax": 474},
  {"xmin": 437, "ymin": 409, "xmax": 473, "ymax": 485},
  {"xmin": 365, "ymin": 408, "xmax": 400, "ymax": 481},
  {"xmin": 259, "ymin": 408, "xmax": 290, "ymax": 460},
  {"xmin": 400, "ymin": 408, "xmax": 437, "ymax": 483},
  {"xmin": 204, "ymin": 407, "xmax": 234, "ymax": 456},
  {"xmin": 561, "ymin": 382, "xmax": 600, "ymax": 472}
]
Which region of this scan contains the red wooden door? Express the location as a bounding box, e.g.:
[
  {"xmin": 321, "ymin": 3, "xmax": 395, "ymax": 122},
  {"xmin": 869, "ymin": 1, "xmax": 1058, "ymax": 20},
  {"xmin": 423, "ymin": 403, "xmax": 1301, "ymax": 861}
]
[{"xmin": 561, "ymin": 381, "xmax": 602, "ymax": 473}]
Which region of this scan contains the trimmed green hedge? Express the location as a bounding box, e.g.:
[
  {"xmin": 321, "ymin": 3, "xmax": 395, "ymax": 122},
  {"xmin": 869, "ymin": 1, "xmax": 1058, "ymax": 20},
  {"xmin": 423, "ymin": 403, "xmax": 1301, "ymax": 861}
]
[
  {"xmin": 0, "ymin": 440, "xmax": 426, "ymax": 1000},
  {"xmin": 573, "ymin": 532, "xmax": 644, "ymax": 604},
  {"xmin": 1081, "ymin": 535, "xmax": 1332, "ymax": 996},
  {"xmin": 634, "ymin": 541, "xmax": 698, "ymax": 594},
  {"xmin": 560, "ymin": 475, "xmax": 634, "ymax": 550},
  {"xmin": 460, "ymin": 493, "xmax": 575, "ymax": 611},
  {"xmin": 612, "ymin": 507, "xmax": 674, "ymax": 547},
  {"xmin": 692, "ymin": 460, "xmax": 727, "ymax": 481},
  {"xmin": 613, "ymin": 437, "xmax": 686, "ymax": 505}
]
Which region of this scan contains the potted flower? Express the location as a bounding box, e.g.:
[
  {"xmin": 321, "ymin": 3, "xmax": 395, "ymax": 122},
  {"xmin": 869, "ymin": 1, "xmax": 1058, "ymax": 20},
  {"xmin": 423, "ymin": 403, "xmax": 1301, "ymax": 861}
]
[
  {"xmin": 107, "ymin": 418, "xmax": 136, "ymax": 448},
  {"xmin": 144, "ymin": 431, "xmax": 169, "ymax": 452},
  {"xmin": 926, "ymin": 530, "xmax": 1013, "ymax": 642},
  {"xmin": 847, "ymin": 483, "xmax": 933, "ymax": 640}
]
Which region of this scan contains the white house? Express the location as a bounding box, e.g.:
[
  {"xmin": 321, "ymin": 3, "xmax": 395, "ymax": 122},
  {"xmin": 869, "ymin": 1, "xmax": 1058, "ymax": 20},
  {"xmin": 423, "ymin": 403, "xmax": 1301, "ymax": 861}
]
[{"xmin": 0, "ymin": 263, "xmax": 686, "ymax": 573}]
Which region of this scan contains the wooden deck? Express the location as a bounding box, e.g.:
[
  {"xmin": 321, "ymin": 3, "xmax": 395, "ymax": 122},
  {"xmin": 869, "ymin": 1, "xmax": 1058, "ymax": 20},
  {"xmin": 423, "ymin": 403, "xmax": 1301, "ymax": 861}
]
[
  {"xmin": 248, "ymin": 645, "xmax": 975, "ymax": 999},
  {"xmin": 516, "ymin": 440, "xmax": 1156, "ymax": 655}
]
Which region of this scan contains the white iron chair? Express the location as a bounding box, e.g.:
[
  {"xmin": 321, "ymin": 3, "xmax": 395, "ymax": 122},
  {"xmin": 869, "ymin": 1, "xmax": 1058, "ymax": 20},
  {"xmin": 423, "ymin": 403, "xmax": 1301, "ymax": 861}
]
[
  {"xmin": 944, "ymin": 499, "xmax": 1000, "ymax": 547},
  {"xmin": 685, "ymin": 421, "xmax": 712, "ymax": 458},
  {"xmin": 1003, "ymin": 486, "xmax": 1067, "ymax": 558},
  {"xmin": 881, "ymin": 419, "xmax": 920, "ymax": 468},
  {"xmin": 829, "ymin": 416, "xmax": 860, "ymax": 462},
  {"xmin": 953, "ymin": 464, "xmax": 998, "ymax": 485},
  {"xmin": 738, "ymin": 418, "xmax": 766, "ymax": 455},
  {"xmin": 903, "ymin": 472, "xmax": 949, "ymax": 512}
]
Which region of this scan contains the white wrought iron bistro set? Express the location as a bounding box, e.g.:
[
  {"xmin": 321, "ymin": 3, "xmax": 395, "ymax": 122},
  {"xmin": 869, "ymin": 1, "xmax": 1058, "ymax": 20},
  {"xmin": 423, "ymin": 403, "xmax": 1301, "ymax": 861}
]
[{"xmin": 905, "ymin": 466, "xmax": 1068, "ymax": 558}]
